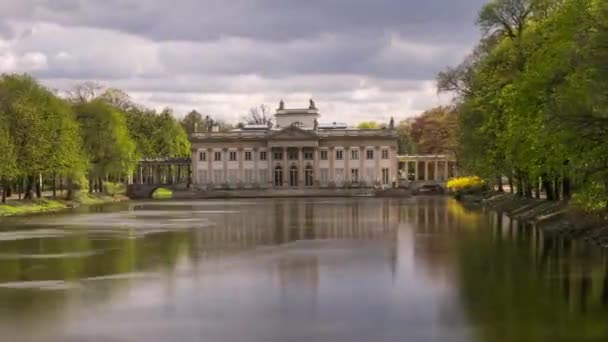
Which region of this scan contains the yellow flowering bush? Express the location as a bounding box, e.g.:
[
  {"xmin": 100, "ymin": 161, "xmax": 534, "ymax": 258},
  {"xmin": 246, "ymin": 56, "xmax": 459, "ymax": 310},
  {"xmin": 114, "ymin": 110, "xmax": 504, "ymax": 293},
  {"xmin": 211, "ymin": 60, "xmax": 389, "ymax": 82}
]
[{"xmin": 447, "ymin": 176, "xmax": 486, "ymax": 194}]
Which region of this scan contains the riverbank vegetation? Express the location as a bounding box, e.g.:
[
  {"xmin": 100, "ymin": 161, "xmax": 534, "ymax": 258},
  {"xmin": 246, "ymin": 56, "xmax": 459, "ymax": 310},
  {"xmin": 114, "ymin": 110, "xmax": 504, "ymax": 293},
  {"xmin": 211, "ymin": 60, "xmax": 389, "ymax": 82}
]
[
  {"xmin": 0, "ymin": 76, "xmax": 191, "ymax": 206},
  {"xmin": 439, "ymin": 0, "xmax": 608, "ymax": 212}
]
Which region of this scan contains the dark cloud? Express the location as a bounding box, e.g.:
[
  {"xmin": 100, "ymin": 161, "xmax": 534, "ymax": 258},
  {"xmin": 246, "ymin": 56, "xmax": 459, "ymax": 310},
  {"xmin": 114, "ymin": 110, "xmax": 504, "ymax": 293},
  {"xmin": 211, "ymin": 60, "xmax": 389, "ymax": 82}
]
[
  {"xmin": 1, "ymin": 0, "xmax": 486, "ymax": 44},
  {"xmin": 0, "ymin": 0, "xmax": 485, "ymax": 122}
]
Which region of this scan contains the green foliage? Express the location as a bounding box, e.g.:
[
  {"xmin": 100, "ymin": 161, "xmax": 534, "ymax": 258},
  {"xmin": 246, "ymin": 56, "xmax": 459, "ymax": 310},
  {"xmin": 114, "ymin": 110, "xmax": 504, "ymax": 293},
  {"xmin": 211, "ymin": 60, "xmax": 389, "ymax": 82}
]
[
  {"xmin": 102, "ymin": 181, "xmax": 126, "ymax": 196},
  {"xmin": 440, "ymin": 0, "xmax": 608, "ymax": 211},
  {"xmin": 74, "ymin": 99, "xmax": 137, "ymax": 178},
  {"xmin": 152, "ymin": 188, "xmax": 173, "ymax": 199},
  {"xmin": 357, "ymin": 121, "xmax": 382, "ymax": 129},
  {"xmin": 126, "ymin": 107, "xmax": 190, "ymax": 159}
]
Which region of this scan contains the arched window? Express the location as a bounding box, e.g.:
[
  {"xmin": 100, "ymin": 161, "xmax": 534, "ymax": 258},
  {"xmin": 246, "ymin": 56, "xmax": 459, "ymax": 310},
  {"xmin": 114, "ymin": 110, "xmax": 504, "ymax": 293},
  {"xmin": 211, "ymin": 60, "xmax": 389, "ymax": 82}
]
[
  {"xmin": 305, "ymin": 164, "xmax": 314, "ymax": 187},
  {"xmin": 274, "ymin": 166, "xmax": 283, "ymax": 187},
  {"xmin": 289, "ymin": 165, "xmax": 298, "ymax": 187}
]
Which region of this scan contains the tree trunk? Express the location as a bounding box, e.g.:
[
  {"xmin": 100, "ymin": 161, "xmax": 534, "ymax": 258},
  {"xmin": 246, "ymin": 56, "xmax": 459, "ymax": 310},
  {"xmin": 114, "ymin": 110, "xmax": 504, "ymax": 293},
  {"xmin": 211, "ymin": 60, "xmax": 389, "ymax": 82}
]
[
  {"xmin": 67, "ymin": 177, "xmax": 74, "ymax": 201},
  {"xmin": 516, "ymin": 173, "xmax": 524, "ymax": 197},
  {"xmin": 24, "ymin": 175, "xmax": 34, "ymax": 200},
  {"xmin": 98, "ymin": 177, "xmax": 103, "ymax": 194},
  {"xmin": 534, "ymin": 178, "xmax": 540, "ymax": 199},
  {"xmin": 1, "ymin": 179, "xmax": 6, "ymax": 204},
  {"xmin": 52, "ymin": 173, "xmax": 57, "ymax": 198},
  {"xmin": 525, "ymin": 178, "xmax": 533, "ymax": 198},
  {"xmin": 554, "ymin": 178, "xmax": 561, "ymax": 201},
  {"xmin": 542, "ymin": 175, "xmax": 554, "ymax": 201},
  {"xmin": 508, "ymin": 175, "xmax": 514, "ymax": 194},
  {"xmin": 59, "ymin": 176, "xmax": 63, "ymax": 198},
  {"xmin": 89, "ymin": 178, "xmax": 94, "ymax": 194},
  {"xmin": 563, "ymin": 177, "xmax": 571, "ymax": 200},
  {"xmin": 35, "ymin": 175, "xmax": 42, "ymax": 199},
  {"xmin": 6, "ymin": 184, "xmax": 11, "ymax": 198},
  {"xmin": 17, "ymin": 178, "xmax": 22, "ymax": 200},
  {"xmin": 496, "ymin": 176, "xmax": 504, "ymax": 193}
]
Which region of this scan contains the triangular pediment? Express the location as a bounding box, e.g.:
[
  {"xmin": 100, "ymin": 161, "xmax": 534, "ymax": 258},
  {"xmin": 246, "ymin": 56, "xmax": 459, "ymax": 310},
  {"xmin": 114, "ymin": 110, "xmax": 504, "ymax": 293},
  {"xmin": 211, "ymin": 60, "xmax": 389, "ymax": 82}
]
[{"xmin": 268, "ymin": 125, "xmax": 318, "ymax": 140}]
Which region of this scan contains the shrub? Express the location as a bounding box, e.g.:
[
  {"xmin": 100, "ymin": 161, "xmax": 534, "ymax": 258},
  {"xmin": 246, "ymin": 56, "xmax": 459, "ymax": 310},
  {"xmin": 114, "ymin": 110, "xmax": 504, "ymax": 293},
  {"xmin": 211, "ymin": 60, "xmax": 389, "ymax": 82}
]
[
  {"xmin": 447, "ymin": 176, "xmax": 486, "ymax": 194},
  {"xmin": 102, "ymin": 181, "xmax": 126, "ymax": 196}
]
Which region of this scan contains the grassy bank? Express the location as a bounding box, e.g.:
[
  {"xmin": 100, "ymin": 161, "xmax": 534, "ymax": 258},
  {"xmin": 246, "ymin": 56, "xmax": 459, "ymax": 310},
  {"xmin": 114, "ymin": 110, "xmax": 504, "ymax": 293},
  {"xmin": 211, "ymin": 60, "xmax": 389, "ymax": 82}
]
[
  {"xmin": 0, "ymin": 192, "xmax": 129, "ymax": 217},
  {"xmin": 462, "ymin": 192, "xmax": 608, "ymax": 247}
]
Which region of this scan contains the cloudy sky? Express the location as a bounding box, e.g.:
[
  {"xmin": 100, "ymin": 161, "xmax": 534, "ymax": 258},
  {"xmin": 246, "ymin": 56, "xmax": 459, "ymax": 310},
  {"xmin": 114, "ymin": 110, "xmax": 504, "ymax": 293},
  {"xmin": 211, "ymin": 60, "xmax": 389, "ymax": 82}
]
[{"xmin": 0, "ymin": 0, "xmax": 486, "ymax": 124}]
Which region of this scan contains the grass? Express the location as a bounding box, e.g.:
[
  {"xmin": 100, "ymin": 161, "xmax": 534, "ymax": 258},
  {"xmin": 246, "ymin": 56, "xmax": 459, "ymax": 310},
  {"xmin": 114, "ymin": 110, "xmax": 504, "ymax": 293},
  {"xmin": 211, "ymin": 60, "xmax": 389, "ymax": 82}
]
[
  {"xmin": 0, "ymin": 192, "xmax": 129, "ymax": 217},
  {"xmin": 0, "ymin": 198, "xmax": 68, "ymax": 216},
  {"xmin": 152, "ymin": 188, "xmax": 173, "ymax": 200}
]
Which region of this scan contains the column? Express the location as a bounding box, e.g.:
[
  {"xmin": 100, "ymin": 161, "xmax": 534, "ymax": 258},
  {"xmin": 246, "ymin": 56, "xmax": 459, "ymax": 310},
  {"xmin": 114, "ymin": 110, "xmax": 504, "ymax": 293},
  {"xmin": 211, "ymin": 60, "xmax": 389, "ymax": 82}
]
[
  {"xmin": 238, "ymin": 148, "xmax": 244, "ymax": 186},
  {"xmin": 191, "ymin": 149, "xmax": 198, "ymax": 185},
  {"xmin": 374, "ymin": 146, "xmax": 380, "ymax": 184},
  {"xmin": 424, "ymin": 161, "xmax": 429, "ymax": 181},
  {"xmin": 253, "ymin": 147, "xmax": 259, "ymax": 185},
  {"xmin": 390, "ymin": 146, "xmax": 397, "ymax": 185},
  {"xmin": 434, "ymin": 160, "xmax": 438, "ymax": 181},
  {"xmin": 268, "ymin": 148, "xmax": 273, "ymax": 187},
  {"xmin": 282, "ymin": 147, "xmax": 288, "ymax": 187},
  {"xmin": 313, "ymin": 148, "xmax": 319, "ymax": 187},
  {"xmin": 344, "ymin": 147, "xmax": 350, "ymax": 183},
  {"xmin": 298, "ymin": 147, "xmax": 304, "ymax": 187},
  {"xmin": 444, "ymin": 160, "xmax": 449, "ymax": 180},
  {"xmin": 359, "ymin": 146, "xmax": 366, "ymax": 185},
  {"xmin": 414, "ymin": 161, "xmax": 419, "ymax": 181},
  {"xmin": 222, "ymin": 148, "xmax": 228, "ymax": 185},
  {"xmin": 207, "ymin": 148, "xmax": 212, "ymax": 186},
  {"xmin": 329, "ymin": 146, "xmax": 335, "ymax": 184}
]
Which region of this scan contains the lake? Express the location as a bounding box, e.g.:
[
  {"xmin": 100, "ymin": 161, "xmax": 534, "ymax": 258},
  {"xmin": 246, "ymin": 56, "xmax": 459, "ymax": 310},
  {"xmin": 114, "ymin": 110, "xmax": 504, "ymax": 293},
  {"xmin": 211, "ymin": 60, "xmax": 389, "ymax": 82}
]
[{"xmin": 0, "ymin": 197, "xmax": 607, "ymax": 341}]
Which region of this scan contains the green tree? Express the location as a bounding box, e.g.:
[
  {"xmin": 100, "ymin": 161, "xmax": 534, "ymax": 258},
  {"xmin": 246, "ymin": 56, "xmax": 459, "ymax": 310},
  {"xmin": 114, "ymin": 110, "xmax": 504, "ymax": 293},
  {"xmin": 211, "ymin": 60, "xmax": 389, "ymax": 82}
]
[{"xmin": 73, "ymin": 99, "xmax": 137, "ymax": 190}]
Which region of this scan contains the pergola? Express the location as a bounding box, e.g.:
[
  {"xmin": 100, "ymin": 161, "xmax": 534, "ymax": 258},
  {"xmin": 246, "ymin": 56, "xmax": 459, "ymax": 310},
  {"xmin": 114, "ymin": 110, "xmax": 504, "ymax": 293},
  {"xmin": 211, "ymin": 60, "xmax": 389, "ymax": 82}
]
[{"xmin": 397, "ymin": 155, "xmax": 457, "ymax": 184}]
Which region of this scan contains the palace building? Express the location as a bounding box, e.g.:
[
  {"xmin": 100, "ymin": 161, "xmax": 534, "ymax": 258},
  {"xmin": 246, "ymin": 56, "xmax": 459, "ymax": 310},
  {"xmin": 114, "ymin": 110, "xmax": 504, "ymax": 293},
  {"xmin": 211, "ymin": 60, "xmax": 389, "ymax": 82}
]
[{"xmin": 189, "ymin": 100, "xmax": 399, "ymax": 189}]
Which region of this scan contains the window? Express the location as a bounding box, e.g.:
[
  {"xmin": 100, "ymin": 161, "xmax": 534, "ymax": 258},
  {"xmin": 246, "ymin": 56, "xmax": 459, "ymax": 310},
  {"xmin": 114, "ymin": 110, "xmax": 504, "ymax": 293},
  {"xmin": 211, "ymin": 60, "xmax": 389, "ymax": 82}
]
[
  {"xmin": 381, "ymin": 149, "xmax": 389, "ymax": 160},
  {"xmin": 229, "ymin": 151, "xmax": 237, "ymax": 161},
  {"xmin": 244, "ymin": 169, "xmax": 254, "ymax": 184},
  {"xmin": 336, "ymin": 150, "xmax": 344, "ymax": 160},
  {"xmin": 198, "ymin": 170, "xmax": 207, "ymax": 184},
  {"xmin": 320, "ymin": 150, "xmax": 328, "ymax": 160},
  {"xmin": 366, "ymin": 149, "xmax": 374, "ymax": 160},
  {"xmin": 258, "ymin": 169, "xmax": 267, "ymax": 183},
  {"xmin": 320, "ymin": 168, "xmax": 329, "ymax": 186},
  {"xmin": 304, "ymin": 151, "xmax": 313, "ymax": 160},
  {"xmin": 214, "ymin": 151, "xmax": 222, "ymax": 161},
  {"xmin": 228, "ymin": 169, "xmax": 238, "ymax": 183},
  {"xmin": 273, "ymin": 151, "xmax": 283, "ymax": 160},
  {"xmin": 260, "ymin": 151, "xmax": 267, "ymax": 161},
  {"xmin": 288, "ymin": 150, "xmax": 298, "ymax": 160},
  {"xmin": 335, "ymin": 168, "xmax": 345, "ymax": 184},
  {"xmin": 351, "ymin": 168, "xmax": 359, "ymax": 183},
  {"xmin": 213, "ymin": 170, "xmax": 223, "ymax": 183},
  {"xmin": 199, "ymin": 151, "xmax": 206, "ymax": 161},
  {"xmin": 244, "ymin": 151, "xmax": 252, "ymax": 161},
  {"xmin": 351, "ymin": 149, "xmax": 359, "ymax": 160},
  {"xmin": 382, "ymin": 168, "xmax": 390, "ymax": 185}
]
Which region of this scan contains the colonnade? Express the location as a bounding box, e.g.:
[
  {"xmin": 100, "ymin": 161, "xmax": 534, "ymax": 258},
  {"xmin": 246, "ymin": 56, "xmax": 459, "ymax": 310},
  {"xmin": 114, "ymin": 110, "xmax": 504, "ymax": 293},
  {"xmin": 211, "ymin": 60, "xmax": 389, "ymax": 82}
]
[{"xmin": 133, "ymin": 162, "xmax": 191, "ymax": 185}]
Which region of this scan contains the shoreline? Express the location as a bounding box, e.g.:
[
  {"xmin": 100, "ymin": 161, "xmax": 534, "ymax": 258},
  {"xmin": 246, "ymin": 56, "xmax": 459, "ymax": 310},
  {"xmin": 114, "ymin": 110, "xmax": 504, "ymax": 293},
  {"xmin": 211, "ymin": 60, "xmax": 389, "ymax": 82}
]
[
  {"xmin": 460, "ymin": 193, "xmax": 608, "ymax": 248},
  {"xmin": 0, "ymin": 193, "xmax": 130, "ymax": 217}
]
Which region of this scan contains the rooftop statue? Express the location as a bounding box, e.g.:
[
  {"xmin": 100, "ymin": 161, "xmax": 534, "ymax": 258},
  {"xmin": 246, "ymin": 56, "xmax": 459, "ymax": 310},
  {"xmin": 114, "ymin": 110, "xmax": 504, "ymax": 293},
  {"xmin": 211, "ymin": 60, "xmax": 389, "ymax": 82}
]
[
  {"xmin": 279, "ymin": 99, "xmax": 285, "ymax": 110},
  {"xmin": 309, "ymin": 98, "xmax": 316, "ymax": 110},
  {"xmin": 313, "ymin": 118, "xmax": 318, "ymax": 131},
  {"xmin": 389, "ymin": 116, "xmax": 395, "ymax": 130}
]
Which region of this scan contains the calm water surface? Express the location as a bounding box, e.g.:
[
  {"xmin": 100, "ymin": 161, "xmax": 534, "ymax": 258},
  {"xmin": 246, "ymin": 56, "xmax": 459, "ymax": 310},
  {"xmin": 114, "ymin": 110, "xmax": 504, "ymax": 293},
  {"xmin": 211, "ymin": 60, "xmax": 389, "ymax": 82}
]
[{"xmin": 0, "ymin": 197, "xmax": 607, "ymax": 342}]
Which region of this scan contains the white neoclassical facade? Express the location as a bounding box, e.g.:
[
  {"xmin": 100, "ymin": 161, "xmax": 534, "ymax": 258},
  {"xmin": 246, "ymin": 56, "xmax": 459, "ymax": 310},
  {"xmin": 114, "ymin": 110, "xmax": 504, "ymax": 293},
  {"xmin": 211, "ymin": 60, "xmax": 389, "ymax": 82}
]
[{"xmin": 189, "ymin": 101, "xmax": 399, "ymax": 189}]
